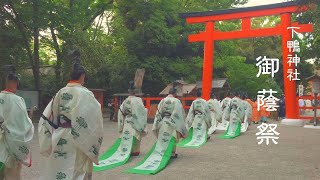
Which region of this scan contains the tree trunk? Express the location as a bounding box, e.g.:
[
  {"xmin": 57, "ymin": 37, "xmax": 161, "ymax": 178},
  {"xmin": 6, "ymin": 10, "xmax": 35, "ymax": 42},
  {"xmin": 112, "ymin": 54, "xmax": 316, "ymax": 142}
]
[
  {"xmin": 5, "ymin": 0, "xmax": 34, "ymax": 76},
  {"xmin": 50, "ymin": 26, "xmax": 63, "ymax": 86},
  {"xmin": 33, "ymin": 0, "xmax": 41, "ymax": 109},
  {"xmin": 33, "ymin": 15, "xmax": 40, "ymax": 91}
]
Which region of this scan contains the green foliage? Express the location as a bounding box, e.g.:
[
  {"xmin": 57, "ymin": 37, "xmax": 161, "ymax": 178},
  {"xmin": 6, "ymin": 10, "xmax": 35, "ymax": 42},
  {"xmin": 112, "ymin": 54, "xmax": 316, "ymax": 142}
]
[
  {"xmin": 1, "ymin": 0, "xmax": 316, "ymax": 104},
  {"xmin": 298, "ymin": 0, "xmax": 320, "ymax": 63},
  {"xmin": 220, "ymin": 56, "xmax": 282, "ymax": 97}
]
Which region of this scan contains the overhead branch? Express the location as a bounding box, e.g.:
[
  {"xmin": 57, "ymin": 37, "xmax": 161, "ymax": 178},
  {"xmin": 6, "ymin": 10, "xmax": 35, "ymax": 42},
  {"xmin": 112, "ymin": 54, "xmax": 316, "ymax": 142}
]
[
  {"xmin": 4, "ymin": 0, "xmax": 33, "ymax": 68},
  {"xmin": 82, "ymin": 0, "xmax": 114, "ymax": 31}
]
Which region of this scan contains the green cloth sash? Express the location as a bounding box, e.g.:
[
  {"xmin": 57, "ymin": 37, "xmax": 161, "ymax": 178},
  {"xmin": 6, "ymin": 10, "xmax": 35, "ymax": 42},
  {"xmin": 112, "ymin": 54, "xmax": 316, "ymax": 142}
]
[
  {"xmin": 218, "ymin": 121, "xmax": 241, "ymax": 139},
  {"xmin": 0, "ymin": 162, "xmax": 4, "ymax": 172},
  {"xmin": 93, "ymin": 135, "xmax": 136, "ymax": 172},
  {"xmin": 176, "ymin": 127, "xmax": 207, "ymax": 148},
  {"xmin": 125, "ymin": 136, "xmax": 176, "ymax": 175}
]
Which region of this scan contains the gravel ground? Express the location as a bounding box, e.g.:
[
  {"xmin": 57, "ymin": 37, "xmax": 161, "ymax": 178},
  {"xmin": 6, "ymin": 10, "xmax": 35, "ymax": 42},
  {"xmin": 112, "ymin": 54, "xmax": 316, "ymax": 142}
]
[{"xmin": 22, "ymin": 119, "xmax": 320, "ymax": 180}]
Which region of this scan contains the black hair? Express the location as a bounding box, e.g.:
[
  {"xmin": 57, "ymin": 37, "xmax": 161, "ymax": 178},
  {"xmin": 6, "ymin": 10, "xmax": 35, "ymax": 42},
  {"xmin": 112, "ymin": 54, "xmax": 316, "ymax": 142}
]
[
  {"xmin": 235, "ymin": 91, "xmax": 241, "ymax": 97},
  {"xmin": 169, "ymin": 87, "xmax": 177, "ymax": 95},
  {"xmin": 70, "ymin": 50, "xmax": 86, "ymax": 80},
  {"xmin": 211, "ymin": 93, "xmax": 216, "ymax": 99},
  {"xmin": 4, "ymin": 65, "xmax": 19, "ymax": 82},
  {"xmin": 244, "ymin": 92, "xmax": 248, "ymax": 99},
  {"xmin": 196, "ymin": 89, "xmax": 202, "ymax": 97},
  {"xmin": 169, "ymin": 81, "xmax": 179, "ymax": 95},
  {"xmin": 128, "ymin": 81, "xmax": 136, "ymax": 94}
]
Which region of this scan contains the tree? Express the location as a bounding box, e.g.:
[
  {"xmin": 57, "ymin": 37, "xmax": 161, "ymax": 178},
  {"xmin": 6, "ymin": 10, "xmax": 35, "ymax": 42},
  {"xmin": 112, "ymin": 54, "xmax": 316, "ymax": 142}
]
[
  {"xmin": 298, "ymin": 0, "xmax": 320, "ymax": 64},
  {"xmin": 1, "ymin": 0, "xmax": 41, "ymax": 90}
]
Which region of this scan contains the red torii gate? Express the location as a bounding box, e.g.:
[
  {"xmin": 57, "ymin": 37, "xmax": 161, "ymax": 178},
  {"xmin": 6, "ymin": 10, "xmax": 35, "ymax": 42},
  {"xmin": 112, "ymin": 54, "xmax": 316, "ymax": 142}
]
[{"xmin": 180, "ymin": 1, "xmax": 313, "ymax": 119}]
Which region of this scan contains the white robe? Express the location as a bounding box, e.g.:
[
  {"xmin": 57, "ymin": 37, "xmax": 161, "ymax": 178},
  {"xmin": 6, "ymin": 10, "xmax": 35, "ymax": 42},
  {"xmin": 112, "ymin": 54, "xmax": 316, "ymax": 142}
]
[
  {"xmin": 153, "ymin": 95, "xmax": 187, "ymax": 139},
  {"xmin": 229, "ymin": 97, "xmax": 245, "ymax": 132},
  {"xmin": 242, "ymin": 100, "xmax": 252, "ymax": 123},
  {"xmin": 38, "ymin": 83, "xmax": 104, "ymax": 180},
  {"xmin": 207, "ymin": 99, "xmax": 222, "ymax": 134},
  {"xmin": 216, "ymin": 97, "xmax": 231, "ymax": 130},
  {"xmin": 221, "ymin": 97, "xmax": 231, "ymax": 123},
  {"xmin": 241, "ymin": 100, "xmax": 252, "ymax": 132},
  {"xmin": 186, "ymin": 98, "xmax": 211, "ymax": 131},
  {"xmin": 118, "ymin": 96, "xmax": 147, "ymax": 141},
  {"xmin": 0, "ymin": 91, "xmax": 34, "ymax": 168},
  {"xmin": 305, "ymin": 99, "xmax": 312, "ymax": 113}
]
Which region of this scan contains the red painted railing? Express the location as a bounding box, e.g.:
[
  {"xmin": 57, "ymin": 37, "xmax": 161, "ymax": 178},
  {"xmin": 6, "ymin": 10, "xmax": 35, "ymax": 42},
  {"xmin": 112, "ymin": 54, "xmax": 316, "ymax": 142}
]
[{"xmin": 297, "ymin": 95, "xmax": 320, "ymax": 120}]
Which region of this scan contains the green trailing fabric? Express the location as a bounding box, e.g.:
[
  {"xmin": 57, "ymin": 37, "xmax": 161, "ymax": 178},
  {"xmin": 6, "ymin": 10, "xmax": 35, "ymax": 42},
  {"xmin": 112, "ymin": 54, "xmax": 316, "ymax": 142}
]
[
  {"xmin": 125, "ymin": 136, "xmax": 176, "ymax": 175},
  {"xmin": 218, "ymin": 121, "xmax": 241, "ymax": 139},
  {"xmin": 176, "ymin": 127, "xmax": 207, "ymax": 148},
  {"xmin": 93, "ymin": 135, "xmax": 136, "ymax": 172},
  {"xmin": 0, "ymin": 162, "xmax": 4, "ymax": 180},
  {"xmin": 177, "ymin": 128, "xmax": 193, "ymax": 146},
  {"xmin": 178, "ymin": 98, "xmax": 210, "ymax": 148},
  {"xmin": 0, "ymin": 162, "xmax": 4, "ymax": 172},
  {"xmin": 177, "ymin": 116, "xmax": 208, "ymax": 149}
]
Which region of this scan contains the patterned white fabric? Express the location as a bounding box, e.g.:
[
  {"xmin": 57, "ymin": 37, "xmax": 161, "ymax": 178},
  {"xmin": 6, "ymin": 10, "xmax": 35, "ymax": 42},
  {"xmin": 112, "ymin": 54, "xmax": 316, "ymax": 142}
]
[
  {"xmin": 118, "ymin": 96, "xmax": 147, "ymax": 141},
  {"xmin": 38, "ymin": 83, "xmax": 103, "ymax": 180},
  {"xmin": 0, "ymin": 91, "xmax": 34, "ymax": 169},
  {"xmin": 207, "ymin": 99, "xmax": 222, "ymax": 134},
  {"xmin": 186, "ymin": 98, "xmax": 211, "ymax": 130},
  {"xmin": 241, "ymin": 100, "xmax": 252, "ymax": 132},
  {"xmin": 228, "ymin": 97, "xmax": 245, "ymax": 136},
  {"xmin": 152, "ymin": 95, "xmax": 187, "ymax": 138},
  {"xmin": 217, "ymin": 97, "xmax": 231, "ymax": 131}
]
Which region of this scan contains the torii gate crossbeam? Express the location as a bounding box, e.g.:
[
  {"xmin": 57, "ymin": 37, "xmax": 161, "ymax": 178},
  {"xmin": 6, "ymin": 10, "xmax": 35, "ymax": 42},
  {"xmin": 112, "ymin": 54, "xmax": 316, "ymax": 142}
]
[{"xmin": 180, "ymin": 1, "xmax": 313, "ymax": 119}]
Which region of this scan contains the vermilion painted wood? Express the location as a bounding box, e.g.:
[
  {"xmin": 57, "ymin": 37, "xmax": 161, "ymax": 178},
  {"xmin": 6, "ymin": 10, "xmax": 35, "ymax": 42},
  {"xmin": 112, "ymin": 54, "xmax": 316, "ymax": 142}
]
[
  {"xmin": 297, "ymin": 96, "xmax": 320, "ymax": 120},
  {"xmin": 202, "ymin": 22, "xmax": 215, "ymax": 100},
  {"xmin": 184, "ymin": 4, "xmax": 313, "ymax": 119},
  {"xmin": 188, "ymin": 23, "xmax": 312, "ymax": 42},
  {"xmin": 185, "ymin": 5, "xmax": 307, "ymax": 24},
  {"xmin": 281, "ymin": 13, "xmax": 298, "ymax": 119},
  {"xmin": 297, "ymin": 96, "xmax": 320, "ymax": 100}
]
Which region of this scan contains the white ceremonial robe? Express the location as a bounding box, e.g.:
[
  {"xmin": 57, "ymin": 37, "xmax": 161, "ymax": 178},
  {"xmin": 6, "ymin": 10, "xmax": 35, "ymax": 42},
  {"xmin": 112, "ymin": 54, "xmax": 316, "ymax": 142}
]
[
  {"xmin": 153, "ymin": 95, "xmax": 187, "ymax": 139},
  {"xmin": 217, "ymin": 97, "xmax": 231, "ymax": 130},
  {"xmin": 118, "ymin": 96, "xmax": 147, "ymax": 141},
  {"xmin": 243, "ymin": 100, "xmax": 252, "ymax": 123},
  {"xmin": 229, "ymin": 97, "xmax": 245, "ymax": 135},
  {"xmin": 186, "ymin": 98, "xmax": 211, "ymax": 131},
  {"xmin": 0, "ymin": 90, "xmax": 34, "ymax": 180},
  {"xmin": 221, "ymin": 97, "xmax": 231, "ymax": 123},
  {"xmin": 38, "ymin": 83, "xmax": 103, "ymax": 180},
  {"xmin": 305, "ymin": 99, "xmax": 312, "ymax": 113},
  {"xmin": 241, "ymin": 100, "xmax": 252, "ymax": 132},
  {"xmin": 207, "ymin": 99, "xmax": 222, "ymax": 134}
]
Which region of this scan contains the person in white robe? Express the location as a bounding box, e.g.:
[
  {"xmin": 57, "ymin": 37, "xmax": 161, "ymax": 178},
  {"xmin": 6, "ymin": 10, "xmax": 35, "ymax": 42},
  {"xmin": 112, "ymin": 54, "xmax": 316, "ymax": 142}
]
[
  {"xmin": 185, "ymin": 89, "xmax": 211, "ymax": 137},
  {"xmin": 125, "ymin": 88, "xmax": 188, "ymax": 175},
  {"xmin": 219, "ymin": 92, "xmax": 244, "ymax": 139},
  {"xmin": 305, "ymin": 99, "xmax": 312, "ymax": 113},
  {"xmin": 38, "ymin": 51, "xmax": 103, "ymax": 180},
  {"xmin": 153, "ymin": 88, "xmax": 187, "ymax": 158},
  {"xmin": 0, "ymin": 65, "xmax": 34, "ymax": 180},
  {"xmin": 207, "ymin": 93, "xmax": 222, "ymax": 134},
  {"xmin": 218, "ymin": 93, "xmax": 232, "ymax": 130},
  {"xmin": 93, "ymin": 81, "xmax": 147, "ymax": 172},
  {"xmin": 118, "ymin": 81, "xmax": 147, "ymax": 155},
  {"xmin": 241, "ymin": 94, "xmax": 252, "ymax": 132}
]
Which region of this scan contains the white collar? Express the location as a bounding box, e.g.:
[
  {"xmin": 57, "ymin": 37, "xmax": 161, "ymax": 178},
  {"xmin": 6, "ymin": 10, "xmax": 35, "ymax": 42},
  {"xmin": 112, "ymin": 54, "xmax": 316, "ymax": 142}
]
[{"xmin": 66, "ymin": 83, "xmax": 83, "ymax": 87}]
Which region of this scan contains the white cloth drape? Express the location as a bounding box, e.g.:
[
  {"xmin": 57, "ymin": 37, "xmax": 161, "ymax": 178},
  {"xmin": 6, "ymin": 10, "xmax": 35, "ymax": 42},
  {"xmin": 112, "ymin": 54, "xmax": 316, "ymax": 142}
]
[
  {"xmin": 38, "ymin": 83, "xmax": 103, "ymax": 180},
  {"xmin": 0, "ymin": 91, "xmax": 34, "ymax": 169}
]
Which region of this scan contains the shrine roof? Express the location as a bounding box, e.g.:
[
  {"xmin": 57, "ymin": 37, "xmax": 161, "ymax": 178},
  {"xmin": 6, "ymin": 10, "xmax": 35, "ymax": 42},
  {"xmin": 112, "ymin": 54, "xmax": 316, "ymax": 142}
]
[{"xmin": 179, "ymin": 1, "xmax": 300, "ymax": 19}]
